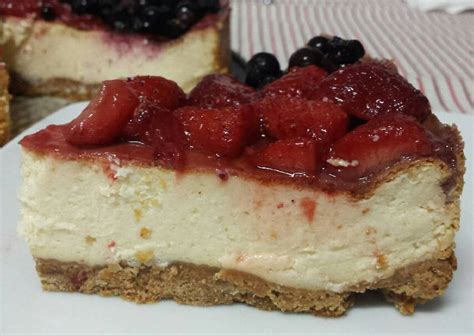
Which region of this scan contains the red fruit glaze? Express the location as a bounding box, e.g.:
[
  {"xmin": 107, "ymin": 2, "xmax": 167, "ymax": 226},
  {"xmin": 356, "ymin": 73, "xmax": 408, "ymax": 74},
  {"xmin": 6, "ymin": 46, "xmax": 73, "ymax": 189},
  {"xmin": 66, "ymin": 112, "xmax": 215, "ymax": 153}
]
[
  {"xmin": 0, "ymin": 0, "xmax": 39, "ymax": 16},
  {"xmin": 248, "ymin": 139, "xmax": 321, "ymax": 175},
  {"xmin": 314, "ymin": 63, "xmax": 431, "ymax": 121},
  {"xmin": 188, "ymin": 74, "xmax": 255, "ymax": 108},
  {"xmin": 260, "ymin": 66, "xmax": 327, "ymax": 100},
  {"xmin": 126, "ymin": 76, "xmax": 186, "ymax": 110},
  {"xmin": 174, "ymin": 105, "xmax": 257, "ymax": 157},
  {"xmin": 256, "ymin": 97, "xmax": 348, "ymax": 145},
  {"xmin": 324, "ymin": 114, "xmax": 435, "ymax": 180},
  {"xmin": 66, "ymin": 80, "xmax": 139, "ymax": 146}
]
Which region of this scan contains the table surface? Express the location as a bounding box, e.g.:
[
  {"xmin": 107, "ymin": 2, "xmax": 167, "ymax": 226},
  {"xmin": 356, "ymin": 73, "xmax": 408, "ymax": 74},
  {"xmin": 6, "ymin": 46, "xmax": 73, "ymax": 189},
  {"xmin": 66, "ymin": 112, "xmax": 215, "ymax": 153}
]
[{"xmin": 231, "ymin": 0, "xmax": 473, "ymax": 115}]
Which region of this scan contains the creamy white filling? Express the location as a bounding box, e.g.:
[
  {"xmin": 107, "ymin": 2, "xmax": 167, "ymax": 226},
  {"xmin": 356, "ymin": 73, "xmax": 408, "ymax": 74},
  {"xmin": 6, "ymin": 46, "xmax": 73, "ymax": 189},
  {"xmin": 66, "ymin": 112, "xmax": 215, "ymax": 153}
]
[
  {"xmin": 2, "ymin": 17, "xmax": 226, "ymax": 91},
  {"xmin": 19, "ymin": 150, "xmax": 457, "ymax": 292}
]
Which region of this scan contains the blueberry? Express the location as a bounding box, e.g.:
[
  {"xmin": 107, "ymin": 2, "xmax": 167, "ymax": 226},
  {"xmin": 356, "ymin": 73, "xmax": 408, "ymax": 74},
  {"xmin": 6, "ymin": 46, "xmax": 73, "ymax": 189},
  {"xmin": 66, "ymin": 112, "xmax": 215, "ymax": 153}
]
[
  {"xmin": 247, "ymin": 52, "xmax": 281, "ymax": 76},
  {"xmin": 162, "ymin": 19, "xmax": 188, "ymax": 38},
  {"xmin": 258, "ymin": 75, "xmax": 281, "ymax": 88},
  {"xmin": 245, "ymin": 52, "xmax": 282, "ymax": 88},
  {"xmin": 40, "ymin": 5, "xmax": 56, "ymax": 21},
  {"xmin": 307, "ymin": 35, "xmax": 332, "ymax": 55},
  {"xmin": 198, "ymin": 0, "xmax": 221, "ymax": 13},
  {"xmin": 246, "ymin": 69, "xmax": 282, "ymax": 89},
  {"xmin": 70, "ymin": 0, "xmax": 100, "ymax": 15},
  {"xmin": 327, "ymin": 37, "xmax": 365, "ymax": 65},
  {"xmin": 138, "ymin": 5, "xmax": 173, "ymax": 33},
  {"xmin": 288, "ymin": 47, "xmax": 326, "ymax": 68},
  {"xmin": 176, "ymin": 1, "xmax": 199, "ymax": 27}
]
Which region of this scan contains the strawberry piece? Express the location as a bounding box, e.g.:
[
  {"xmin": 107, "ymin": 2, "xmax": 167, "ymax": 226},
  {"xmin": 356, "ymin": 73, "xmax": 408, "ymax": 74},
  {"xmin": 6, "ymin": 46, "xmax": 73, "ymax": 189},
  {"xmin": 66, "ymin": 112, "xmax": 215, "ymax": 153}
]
[
  {"xmin": 325, "ymin": 114, "xmax": 434, "ymax": 180},
  {"xmin": 249, "ymin": 139, "xmax": 321, "ymax": 175},
  {"xmin": 66, "ymin": 80, "xmax": 139, "ymax": 146},
  {"xmin": 121, "ymin": 100, "xmax": 186, "ymax": 168},
  {"xmin": 174, "ymin": 105, "xmax": 257, "ymax": 157},
  {"xmin": 126, "ymin": 76, "xmax": 186, "ymax": 110},
  {"xmin": 314, "ymin": 62, "xmax": 431, "ymax": 121},
  {"xmin": 259, "ymin": 65, "xmax": 327, "ymax": 100},
  {"xmin": 122, "ymin": 100, "xmax": 171, "ymax": 144},
  {"xmin": 188, "ymin": 74, "xmax": 256, "ymax": 108},
  {"xmin": 256, "ymin": 97, "xmax": 348, "ymax": 145},
  {"xmin": 150, "ymin": 113, "xmax": 187, "ymax": 170}
]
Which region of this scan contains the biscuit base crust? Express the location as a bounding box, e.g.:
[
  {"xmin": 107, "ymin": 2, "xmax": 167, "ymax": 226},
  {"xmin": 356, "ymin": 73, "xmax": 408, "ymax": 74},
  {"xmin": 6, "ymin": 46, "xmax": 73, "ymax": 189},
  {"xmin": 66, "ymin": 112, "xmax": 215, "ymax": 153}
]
[{"xmin": 35, "ymin": 249, "xmax": 456, "ymax": 317}]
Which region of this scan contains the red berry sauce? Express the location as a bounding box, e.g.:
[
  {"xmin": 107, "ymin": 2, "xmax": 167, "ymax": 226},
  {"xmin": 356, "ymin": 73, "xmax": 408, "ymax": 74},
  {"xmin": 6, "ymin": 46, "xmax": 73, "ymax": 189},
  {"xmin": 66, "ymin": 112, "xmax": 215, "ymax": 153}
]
[{"xmin": 20, "ymin": 66, "xmax": 462, "ymax": 194}]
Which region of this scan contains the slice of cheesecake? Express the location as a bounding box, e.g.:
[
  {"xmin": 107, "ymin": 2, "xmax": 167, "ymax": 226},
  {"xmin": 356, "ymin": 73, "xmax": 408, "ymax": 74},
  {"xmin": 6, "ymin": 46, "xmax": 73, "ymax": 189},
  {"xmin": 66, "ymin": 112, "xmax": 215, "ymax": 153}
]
[
  {"xmin": 0, "ymin": 0, "xmax": 230, "ymax": 99},
  {"xmin": 0, "ymin": 62, "xmax": 11, "ymax": 145},
  {"xmin": 18, "ymin": 48, "xmax": 464, "ymax": 316}
]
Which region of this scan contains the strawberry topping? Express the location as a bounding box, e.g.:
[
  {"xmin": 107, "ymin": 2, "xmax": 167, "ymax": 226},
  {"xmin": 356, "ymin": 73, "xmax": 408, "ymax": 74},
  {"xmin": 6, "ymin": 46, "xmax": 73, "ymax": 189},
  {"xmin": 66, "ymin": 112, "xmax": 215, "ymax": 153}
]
[
  {"xmin": 30, "ymin": 62, "xmax": 457, "ymax": 191},
  {"xmin": 188, "ymin": 74, "xmax": 255, "ymax": 108},
  {"xmin": 126, "ymin": 76, "xmax": 186, "ymax": 110},
  {"xmin": 314, "ymin": 62, "xmax": 431, "ymax": 121},
  {"xmin": 174, "ymin": 105, "xmax": 257, "ymax": 157},
  {"xmin": 324, "ymin": 114, "xmax": 435, "ymax": 180},
  {"xmin": 248, "ymin": 139, "xmax": 321, "ymax": 175},
  {"xmin": 259, "ymin": 66, "xmax": 327, "ymax": 100},
  {"xmin": 256, "ymin": 97, "xmax": 348, "ymax": 145},
  {"xmin": 66, "ymin": 80, "xmax": 139, "ymax": 146}
]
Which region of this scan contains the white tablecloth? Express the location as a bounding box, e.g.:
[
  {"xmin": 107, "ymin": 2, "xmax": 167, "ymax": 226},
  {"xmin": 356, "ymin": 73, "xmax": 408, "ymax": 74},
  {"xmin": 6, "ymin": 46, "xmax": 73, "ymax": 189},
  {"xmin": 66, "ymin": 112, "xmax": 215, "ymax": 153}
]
[{"xmin": 231, "ymin": 0, "xmax": 473, "ymax": 115}]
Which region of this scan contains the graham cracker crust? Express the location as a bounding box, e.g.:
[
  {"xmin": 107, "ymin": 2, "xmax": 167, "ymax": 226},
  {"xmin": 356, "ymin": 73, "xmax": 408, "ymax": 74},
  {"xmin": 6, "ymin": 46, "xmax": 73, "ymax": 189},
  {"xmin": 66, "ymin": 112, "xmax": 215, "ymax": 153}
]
[{"xmin": 35, "ymin": 250, "xmax": 456, "ymax": 317}]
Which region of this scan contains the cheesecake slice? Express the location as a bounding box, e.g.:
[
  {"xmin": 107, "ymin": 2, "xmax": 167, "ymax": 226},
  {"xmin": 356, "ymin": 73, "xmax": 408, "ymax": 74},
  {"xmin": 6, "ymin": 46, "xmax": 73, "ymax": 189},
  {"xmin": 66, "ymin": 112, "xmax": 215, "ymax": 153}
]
[
  {"xmin": 18, "ymin": 47, "xmax": 464, "ymax": 316},
  {"xmin": 0, "ymin": 0, "xmax": 229, "ymax": 99},
  {"xmin": 0, "ymin": 62, "xmax": 11, "ymax": 145}
]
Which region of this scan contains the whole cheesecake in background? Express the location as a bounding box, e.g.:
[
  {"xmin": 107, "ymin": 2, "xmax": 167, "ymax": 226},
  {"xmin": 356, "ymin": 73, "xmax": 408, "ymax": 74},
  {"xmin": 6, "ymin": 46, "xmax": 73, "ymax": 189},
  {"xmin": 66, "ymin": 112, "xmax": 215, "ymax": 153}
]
[
  {"xmin": 0, "ymin": 62, "xmax": 11, "ymax": 145},
  {"xmin": 0, "ymin": 0, "xmax": 230, "ymax": 99}
]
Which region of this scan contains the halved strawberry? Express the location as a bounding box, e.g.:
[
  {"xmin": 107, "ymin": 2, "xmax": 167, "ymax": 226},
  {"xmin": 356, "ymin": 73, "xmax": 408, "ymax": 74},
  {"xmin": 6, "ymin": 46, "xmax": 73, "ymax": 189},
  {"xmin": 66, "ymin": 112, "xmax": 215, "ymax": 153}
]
[
  {"xmin": 259, "ymin": 65, "xmax": 327, "ymax": 100},
  {"xmin": 174, "ymin": 105, "xmax": 257, "ymax": 157},
  {"xmin": 324, "ymin": 114, "xmax": 435, "ymax": 180},
  {"xmin": 314, "ymin": 62, "xmax": 431, "ymax": 121},
  {"xmin": 188, "ymin": 74, "xmax": 256, "ymax": 108},
  {"xmin": 150, "ymin": 113, "xmax": 187, "ymax": 170},
  {"xmin": 255, "ymin": 97, "xmax": 348, "ymax": 145},
  {"xmin": 248, "ymin": 139, "xmax": 321, "ymax": 175},
  {"xmin": 66, "ymin": 80, "xmax": 139, "ymax": 146},
  {"xmin": 122, "ymin": 100, "xmax": 171, "ymax": 144},
  {"xmin": 126, "ymin": 76, "xmax": 186, "ymax": 110}
]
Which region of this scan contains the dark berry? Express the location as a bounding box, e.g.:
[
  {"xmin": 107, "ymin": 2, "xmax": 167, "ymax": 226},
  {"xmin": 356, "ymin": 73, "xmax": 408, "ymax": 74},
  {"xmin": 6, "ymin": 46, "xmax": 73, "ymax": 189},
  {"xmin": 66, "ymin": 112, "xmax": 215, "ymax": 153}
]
[
  {"xmin": 198, "ymin": 0, "xmax": 221, "ymax": 13},
  {"xmin": 71, "ymin": 0, "xmax": 100, "ymax": 15},
  {"xmin": 138, "ymin": 5, "xmax": 173, "ymax": 33},
  {"xmin": 107, "ymin": 10, "xmax": 131, "ymax": 32},
  {"xmin": 247, "ymin": 52, "xmax": 281, "ymax": 75},
  {"xmin": 162, "ymin": 19, "xmax": 187, "ymax": 38},
  {"xmin": 289, "ymin": 48, "xmax": 325, "ymax": 68},
  {"xmin": 245, "ymin": 52, "xmax": 281, "ymax": 88},
  {"xmin": 328, "ymin": 37, "xmax": 365, "ymax": 66},
  {"xmin": 176, "ymin": 1, "xmax": 198, "ymax": 29},
  {"xmin": 258, "ymin": 75, "xmax": 281, "ymax": 88},
  {"xmin": 40, "ymin": 5, "xmax": 56, "ymax": 21},
  {"xmin": 307, "ymin": 36, "xmax": 332, "ymax": 54}
]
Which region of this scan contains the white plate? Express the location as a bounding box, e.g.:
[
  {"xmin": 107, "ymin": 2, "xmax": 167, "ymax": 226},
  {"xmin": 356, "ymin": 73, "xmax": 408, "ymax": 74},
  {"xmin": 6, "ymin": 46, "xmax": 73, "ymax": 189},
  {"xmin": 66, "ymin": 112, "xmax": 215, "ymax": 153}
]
[{"xmin": 1, "ymin": 104, "xmax": 473, "ymax": 334}]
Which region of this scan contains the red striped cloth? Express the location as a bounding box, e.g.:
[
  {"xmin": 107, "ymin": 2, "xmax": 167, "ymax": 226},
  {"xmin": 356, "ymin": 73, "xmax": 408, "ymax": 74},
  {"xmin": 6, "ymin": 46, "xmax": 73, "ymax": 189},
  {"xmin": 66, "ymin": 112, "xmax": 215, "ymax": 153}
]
[{"xmin": 231, "ymin": 0, "xmax": 473, "ymax": 114}]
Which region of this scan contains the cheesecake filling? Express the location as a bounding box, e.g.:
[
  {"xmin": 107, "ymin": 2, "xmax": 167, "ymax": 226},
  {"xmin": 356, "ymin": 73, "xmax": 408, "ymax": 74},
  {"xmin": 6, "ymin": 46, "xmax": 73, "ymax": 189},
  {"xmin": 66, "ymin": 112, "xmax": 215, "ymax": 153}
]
[
  {"xmin": 1, "ymin": 15, "xmax": 228, "ymax": 92},
  {"xmin": 19, "ymin": 150, "xmax": 458, "ymax": 293}
]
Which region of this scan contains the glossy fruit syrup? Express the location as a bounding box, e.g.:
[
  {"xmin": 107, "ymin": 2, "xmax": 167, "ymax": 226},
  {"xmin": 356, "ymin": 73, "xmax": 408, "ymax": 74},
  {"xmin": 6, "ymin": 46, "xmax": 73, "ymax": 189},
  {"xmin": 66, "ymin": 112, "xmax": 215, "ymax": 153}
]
[{"xmin": 20, "ymin": 62, "xmax": 461, "ymax": 194}]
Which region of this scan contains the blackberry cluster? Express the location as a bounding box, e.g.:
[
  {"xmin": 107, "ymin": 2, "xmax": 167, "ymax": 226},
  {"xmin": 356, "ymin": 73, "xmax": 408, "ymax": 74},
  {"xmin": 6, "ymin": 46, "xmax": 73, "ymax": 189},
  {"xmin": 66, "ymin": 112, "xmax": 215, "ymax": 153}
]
[
  {"xmin": 55, "ymin": 0, "xmax": 221, "ymax": 38},
  {"xmin": 245, "ymin": 35, "xmax": 365, "ymax": 89}
]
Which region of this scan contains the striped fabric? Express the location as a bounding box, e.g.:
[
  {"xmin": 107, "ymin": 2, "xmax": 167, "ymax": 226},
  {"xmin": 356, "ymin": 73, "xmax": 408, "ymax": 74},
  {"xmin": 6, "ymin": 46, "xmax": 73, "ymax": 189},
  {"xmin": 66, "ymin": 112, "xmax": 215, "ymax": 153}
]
[{"xmin": 230, "ymin": 0, "xmax": 473, "ymax": 114}]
